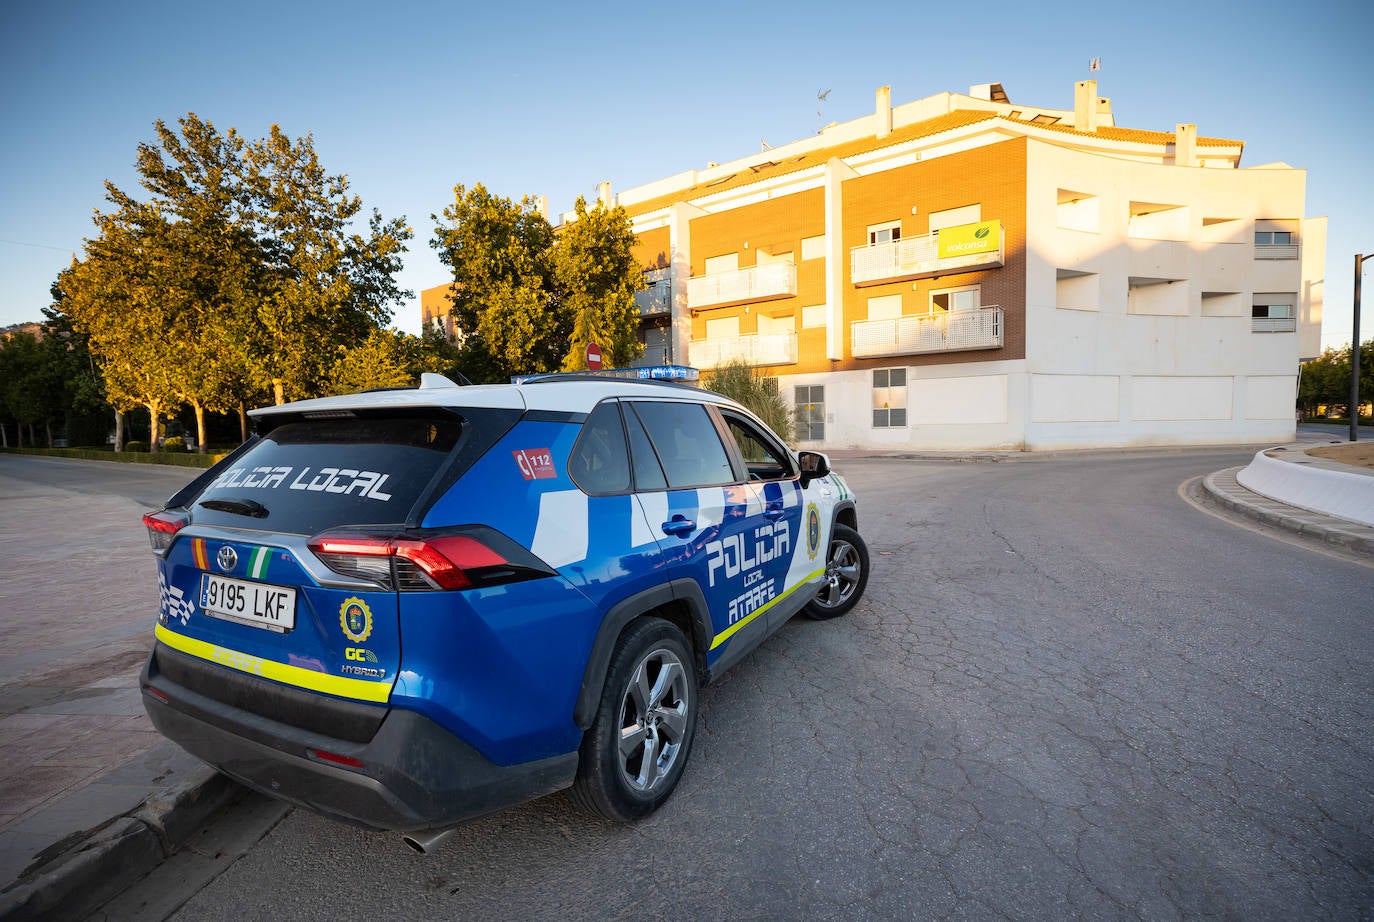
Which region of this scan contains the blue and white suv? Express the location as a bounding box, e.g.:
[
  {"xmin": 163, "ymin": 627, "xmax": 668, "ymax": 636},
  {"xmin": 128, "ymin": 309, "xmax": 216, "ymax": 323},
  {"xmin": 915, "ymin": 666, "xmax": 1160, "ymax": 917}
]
[{"xmin": 140, "ymin": 374, "xmax": 867, "ymax": 838}]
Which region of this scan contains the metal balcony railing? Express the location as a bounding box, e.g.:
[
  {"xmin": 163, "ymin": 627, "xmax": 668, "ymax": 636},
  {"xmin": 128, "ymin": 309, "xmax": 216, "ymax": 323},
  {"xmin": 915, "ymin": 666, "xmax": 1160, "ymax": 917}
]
[
  {"xmin": 1254, "ymin": 244, "xmax": 1300, "ymax": 260},
  {"xmin": 689, "ymin": 333, "xmax": 797, "ymax": 368},
  {"xmin": 851, "ymin": 306, "xmax": 1004, "ymax": 358},
  {"xmin": 1251, "ymin": 317, "xmax": 1297, "ymax": 333},
  {"xmin": 851, "ymin": 226, "xmax": 1004, "ymax": 286},
  {"xmin": 686, "ymin": 262, "xmax": 797, "ymax": 310},
  {"xmin": 635, "ymin": 282, "xmax": 672, "ymax": 317}
]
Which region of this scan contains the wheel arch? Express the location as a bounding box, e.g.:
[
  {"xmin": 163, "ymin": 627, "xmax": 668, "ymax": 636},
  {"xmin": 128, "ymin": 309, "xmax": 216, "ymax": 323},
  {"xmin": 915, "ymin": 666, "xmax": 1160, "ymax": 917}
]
[{"xmin": 573, "ymin": 579, "xmax": 712, "ymax": 730}]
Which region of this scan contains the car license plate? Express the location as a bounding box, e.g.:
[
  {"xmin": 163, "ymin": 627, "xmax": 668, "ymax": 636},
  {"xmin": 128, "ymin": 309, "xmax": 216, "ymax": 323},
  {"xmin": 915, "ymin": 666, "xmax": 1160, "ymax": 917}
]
[{"xmin": 199, "ymin": 574, "xmax": 296, "ymax": 632}]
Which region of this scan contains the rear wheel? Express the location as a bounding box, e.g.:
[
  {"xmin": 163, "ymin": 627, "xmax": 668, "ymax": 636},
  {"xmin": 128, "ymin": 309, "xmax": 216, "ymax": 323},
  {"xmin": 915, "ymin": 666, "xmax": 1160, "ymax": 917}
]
[
  {"xmin": 570, "ymin": 619, "xmax": 698, "ymax": 821},
  {"xmin": 804, "ymin": 524, "xmax": 869, "ymax": 619}
]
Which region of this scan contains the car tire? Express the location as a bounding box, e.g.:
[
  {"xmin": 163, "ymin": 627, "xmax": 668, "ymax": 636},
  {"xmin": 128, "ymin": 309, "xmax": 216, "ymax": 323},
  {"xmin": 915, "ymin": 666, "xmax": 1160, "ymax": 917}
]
[
  {"xmin": 569, "ymin": 618, "xmax": 698, "ymax": 822},
  {"xmin": 803, "ymin": 524, "xmax": 869, "ymax": 620}
]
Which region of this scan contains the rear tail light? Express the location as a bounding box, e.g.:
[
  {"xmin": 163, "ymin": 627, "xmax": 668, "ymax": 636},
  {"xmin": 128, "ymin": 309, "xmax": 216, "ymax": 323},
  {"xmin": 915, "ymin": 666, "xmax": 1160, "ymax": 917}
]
[
  {"xmin": 142, "ymin": 510, "xmax": 189, "ymax": 553},
  {"xmin": 307, "ymin": 527, "xmax": 553, "ymax": 592}
]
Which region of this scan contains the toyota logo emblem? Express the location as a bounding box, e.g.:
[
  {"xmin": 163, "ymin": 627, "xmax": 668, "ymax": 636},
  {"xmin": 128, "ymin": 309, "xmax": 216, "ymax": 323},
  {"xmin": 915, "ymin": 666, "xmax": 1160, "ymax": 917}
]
[{"xmin": 216, "ymin": 545, "xmax": 238, "ymax": 573}]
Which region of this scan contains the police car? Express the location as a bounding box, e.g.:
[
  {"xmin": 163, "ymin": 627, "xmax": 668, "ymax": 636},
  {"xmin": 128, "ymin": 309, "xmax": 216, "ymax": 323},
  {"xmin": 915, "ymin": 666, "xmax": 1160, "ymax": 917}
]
[{"xmin": 139, "ymin": 373, "xmax": 867, "ymax": 845}]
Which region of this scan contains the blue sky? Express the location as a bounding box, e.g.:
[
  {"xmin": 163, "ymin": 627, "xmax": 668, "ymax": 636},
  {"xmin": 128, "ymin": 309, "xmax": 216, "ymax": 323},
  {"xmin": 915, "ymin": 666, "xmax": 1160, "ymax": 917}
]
[{"xmin": 1, "ymin": 0, "xmax": 1368, "ymax": 350}]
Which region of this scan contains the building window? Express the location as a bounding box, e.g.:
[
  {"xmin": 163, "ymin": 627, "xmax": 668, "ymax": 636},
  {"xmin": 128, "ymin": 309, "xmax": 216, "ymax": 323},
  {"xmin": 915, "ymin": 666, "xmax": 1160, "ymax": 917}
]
[
  {"xmin": 867, "ymin": 221, "xmax": 901, "ymax": 245},
  {"xmin": 795, "ymin": 385, "xmax": 825, "ymax": 441},
  {"xmin": 1252, "ymin": 302, "xmax": 1295, "ymax": 333},
  {"xmin": 928, "ymin": 204, "xmax": 981, "ymax": 233},
  {"xmin": 867, "ymin": 294, "xmax": 903, "ymax": 320},
  {"xmin": 931, "ymin": 285, "xmax": 980, "ymax": 313},
  {"xmin": 801, "ymin": 304, "xmax": 826, "ymax": 328},
  {"xmin": 872, "ymin": 368, "xmax": 907, "ymax": 428},
  {"xmin": 1254, "ymin": 231, "xmax": 1293, "ymax": 246},
  {"xmin": 801, "ymin": 235, "xmax": 826, "ymax": 261}
]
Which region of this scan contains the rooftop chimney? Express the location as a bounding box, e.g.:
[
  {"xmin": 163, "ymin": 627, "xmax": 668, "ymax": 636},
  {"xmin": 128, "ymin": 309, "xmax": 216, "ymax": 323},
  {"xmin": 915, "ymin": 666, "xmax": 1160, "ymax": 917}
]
[
  {"xmin": 534, "ymin": 195, "xmax": 548, "ymax": 218},
  {"xmin": 1174, "ymin": 123, "xmax": 1197, "ymax": 167},
  {"xmin": 876, "ymin": 85, "xmax": 892, "ymax": 138},
  {"xmin": 1074, "ymin": 80, "xmax": 1099, "ymax": 132},
  {"xmin": 597, "ymin": 181, "xmax": 612, "ymax": 207}
]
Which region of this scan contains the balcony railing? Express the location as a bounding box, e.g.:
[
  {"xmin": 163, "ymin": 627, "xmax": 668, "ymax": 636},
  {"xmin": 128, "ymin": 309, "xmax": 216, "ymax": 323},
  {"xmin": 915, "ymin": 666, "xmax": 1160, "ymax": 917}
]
[
  {"xmin": 1254, "ymin": 244, "xmax": 1300, "ymax": 260},
  {"xmin": 635, "ymin": 282, "xmax": 672, "ymax": 317},
  {"xmin": 632, "ymin": 345, "xmax": 672, "ymax": 366},
  {"xmin": 687, "ymin": 263, "xmax": 797, "ymax": 311},
  {"xmin": 1251, "ymin": 317, "xmax": 1297, "ymax": 333},
  {"xmin": 689, "ymin": 333, "xmax": 797, "ymax": 368},
  {"xmin": 851, "ymin": 224, "xmax": 1004, "ymax": 286},
  {"xmin": 851, "ymin": 306, "xmax": 1003, "ymax": 358}
]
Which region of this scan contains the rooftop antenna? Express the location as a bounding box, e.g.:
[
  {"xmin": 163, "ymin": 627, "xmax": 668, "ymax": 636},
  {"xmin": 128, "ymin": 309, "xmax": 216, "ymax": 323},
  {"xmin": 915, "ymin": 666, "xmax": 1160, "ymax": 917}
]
[
  {"xmin": 817, "ymin": 88, "xmax": 831, "ymax": 134},
  {"xmin": 1088, "ymin": 56, "xmax": 1101, "ymax": 77}
]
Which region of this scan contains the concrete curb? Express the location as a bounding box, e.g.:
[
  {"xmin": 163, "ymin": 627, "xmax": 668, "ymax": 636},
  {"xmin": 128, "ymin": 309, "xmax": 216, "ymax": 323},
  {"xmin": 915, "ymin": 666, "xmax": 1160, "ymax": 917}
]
[
  {"xmin": 1201, "ymin": 467, "xmax": 1374, "ymax": 555},
  {"xmin": 1236, "ymin": 447, "xmax": 1374, "ymax": 526},
  {"xmin": 0, "ymin": 743, "xmax": 239, "ymax": 921}
]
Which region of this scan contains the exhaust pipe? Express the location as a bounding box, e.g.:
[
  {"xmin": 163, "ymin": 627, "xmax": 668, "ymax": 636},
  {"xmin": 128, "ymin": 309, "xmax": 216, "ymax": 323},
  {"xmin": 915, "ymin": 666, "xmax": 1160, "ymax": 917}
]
[{"xmin": 402, "ymin": 827, "xmax": 457, "ymax": 855}]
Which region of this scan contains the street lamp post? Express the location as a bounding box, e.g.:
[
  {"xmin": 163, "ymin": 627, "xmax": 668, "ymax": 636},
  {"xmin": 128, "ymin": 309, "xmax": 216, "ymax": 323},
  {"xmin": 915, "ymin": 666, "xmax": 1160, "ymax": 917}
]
[{"xmin": 1354, "ymin": 254, "xmax": 1371, "ymax": 442}]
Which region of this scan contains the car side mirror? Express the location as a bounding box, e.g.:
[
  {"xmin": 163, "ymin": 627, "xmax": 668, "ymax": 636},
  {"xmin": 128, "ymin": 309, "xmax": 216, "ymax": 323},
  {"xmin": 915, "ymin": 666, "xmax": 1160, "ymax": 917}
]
[{"xmin": 797, "ymin": 450, "xmax": 831, "ymax": 487}]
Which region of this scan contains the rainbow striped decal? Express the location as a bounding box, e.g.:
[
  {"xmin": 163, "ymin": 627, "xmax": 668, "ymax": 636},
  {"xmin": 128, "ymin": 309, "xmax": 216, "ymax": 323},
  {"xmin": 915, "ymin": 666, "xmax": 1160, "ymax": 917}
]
[
  {"xmin": 247, "ymin": 546, "xmax": 271, "ymax": 579},
  {"xmin": 192, "ymin": 538, "xmax": 210, "ymax": 570}
]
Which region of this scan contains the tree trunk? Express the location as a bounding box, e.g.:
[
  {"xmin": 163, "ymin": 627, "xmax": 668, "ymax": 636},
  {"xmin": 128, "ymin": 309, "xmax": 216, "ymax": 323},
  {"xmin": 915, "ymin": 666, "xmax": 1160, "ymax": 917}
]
[
  {"xmin": 146, "ymin": 400, "xmax": 162, "ymax": 450},
  {"xmin": 193, "ymin": 403, "xmax": 207, "ymax": 453},
  {"xmin": 114, "ymin": 410, "xmax": 125, "ymax": 452},
  {"xmin": 45, "ymin": 419, "xmax": 54, "ymax": 448},
  {"xmin": 1, "ymin": 422, "xmax": 8, "ymax": 448},
  {"xmin": 238, "ymin": 403, "xmax": 248, "ymax": 443},
  {"xmin": 13, "ymin": 422, "xmax": 20, "ymax": 449},
  {"xmin": 273, "ymin": 379, "xmax": 286, "ymax": 406}
]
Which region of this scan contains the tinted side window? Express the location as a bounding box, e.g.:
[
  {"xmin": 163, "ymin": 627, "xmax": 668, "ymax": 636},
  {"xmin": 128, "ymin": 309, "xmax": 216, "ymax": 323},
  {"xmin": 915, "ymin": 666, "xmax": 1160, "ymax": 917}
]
[
  {"xmin": 192, "ymin": 415, "xmax": 460, "ymax": 534},
  {"xmin": 569, "ymin": 401, "xmax": 631, "ymax": 495},
  {"xmin": 721, "ymin": 412, "xmax": 795, "ymax": 482},
  {"xmin": 630, "ymin": 402, "xmax": 736, "ymax": 489},
  {"xmin": 624, "ymin": 404, "xmax": 667, "ymax": 492}
]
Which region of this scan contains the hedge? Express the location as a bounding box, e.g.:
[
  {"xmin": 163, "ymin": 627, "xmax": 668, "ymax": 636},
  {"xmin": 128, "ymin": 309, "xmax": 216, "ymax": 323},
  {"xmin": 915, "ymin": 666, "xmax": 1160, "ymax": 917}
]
[{"xmin": 0, "ymin": 447, "xmax": 227, "ymax": 468}]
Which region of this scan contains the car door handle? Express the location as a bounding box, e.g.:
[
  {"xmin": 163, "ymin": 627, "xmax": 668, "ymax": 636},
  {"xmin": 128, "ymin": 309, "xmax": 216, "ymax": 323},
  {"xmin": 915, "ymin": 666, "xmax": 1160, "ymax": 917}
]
[
  {"xmin": 765, "ymin": 505, "xmax": 785, "ymax": 520},
  {"xmin": 661, "ymin": 516, "xmax": 695, "ymax": 536}
]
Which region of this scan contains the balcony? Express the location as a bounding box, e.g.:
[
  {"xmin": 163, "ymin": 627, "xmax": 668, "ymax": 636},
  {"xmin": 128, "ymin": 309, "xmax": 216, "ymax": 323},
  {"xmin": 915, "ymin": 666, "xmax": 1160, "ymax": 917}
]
[
  {"xmin": 635, "ymin": 281, "xmax": 672, "ymax": 317},
  {"xmin": 1254, "ymin": 243, "xmax": 1300, "ymax": 260},
  {"xmin": 1251, "ymin": 317, "xmax": 1297, "ymax": 333},
  {"xmin": 851, "ymin": 221, "xmax": 1004, "ymax": 287},
  {"xmin": 686, "ymin": 263, "xmax": 797, "ymax": 311},
  {"xmin": 632, "ymin": 345, "xmax": 672, "ymax": 366},
  {"xmin": 851, "ymin": 306, "xmax": 1003, "ymax": 358},
  {"xmin": 689, "ymin": 333, "xmax": 797, "ymax": 368}
]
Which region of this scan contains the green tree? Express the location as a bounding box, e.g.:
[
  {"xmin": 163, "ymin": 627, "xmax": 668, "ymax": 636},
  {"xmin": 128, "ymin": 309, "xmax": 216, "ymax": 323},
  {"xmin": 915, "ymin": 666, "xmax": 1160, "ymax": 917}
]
[
  {"xmin": 702, "ymin": 359, "xmax": 795, "ymax": 445},
  {"xmin": 430, "ymin": 184, "xmax": 562, "ymax": 382},
  {"xmin": 326, "ymin": 328, "xmax": 417, "ymax": 394},
  {"xmin": 245, "ymin": 125, "xmax": 412, "ymax": 403},
  {"xmin": 1299, "ymin": 346, "xmax": 1350, "ymax": 418},
  {"xmin": 552, "ymin": 196, "xmax": 644, "ymax": 370}
]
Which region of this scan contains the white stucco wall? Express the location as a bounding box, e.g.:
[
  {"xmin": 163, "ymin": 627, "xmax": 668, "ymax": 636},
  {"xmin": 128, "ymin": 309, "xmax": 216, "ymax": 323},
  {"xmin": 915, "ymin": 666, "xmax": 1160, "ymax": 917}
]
[{"xmin": 1021, "ymin": 140, "xmax": 1316, "ymax": 449}]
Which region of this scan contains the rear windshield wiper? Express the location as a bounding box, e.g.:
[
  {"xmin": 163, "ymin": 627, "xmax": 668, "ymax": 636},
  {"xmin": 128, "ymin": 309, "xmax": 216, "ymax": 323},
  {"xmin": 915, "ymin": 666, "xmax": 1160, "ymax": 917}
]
[{"xmin": 198, "ymin": 498, "xmax": 269, "ymax": 518}]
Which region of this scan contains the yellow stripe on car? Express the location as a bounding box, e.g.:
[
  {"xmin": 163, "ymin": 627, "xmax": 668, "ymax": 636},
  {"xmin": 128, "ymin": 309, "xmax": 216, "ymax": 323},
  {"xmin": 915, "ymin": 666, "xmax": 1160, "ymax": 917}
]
[
  {"xmin": 708, "ymin": 569, "xmax": 825, "ymax": 651},
  {"xmin": 154, "ymin": 623, "xmax": 394, "ymax": 704}
]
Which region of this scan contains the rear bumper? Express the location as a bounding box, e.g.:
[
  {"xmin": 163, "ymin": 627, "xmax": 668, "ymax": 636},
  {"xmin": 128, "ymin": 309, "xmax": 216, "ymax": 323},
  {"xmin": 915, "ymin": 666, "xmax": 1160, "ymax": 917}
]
[{"xmin": 140, "ymin": 645, "xmax": 578, "ymax": 832}]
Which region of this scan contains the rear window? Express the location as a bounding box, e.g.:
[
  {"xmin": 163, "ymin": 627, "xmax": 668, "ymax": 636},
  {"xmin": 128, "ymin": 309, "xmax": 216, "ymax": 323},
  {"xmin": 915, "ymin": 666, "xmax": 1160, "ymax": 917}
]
[{"xmin": 191, "ymin": 415, "xmax": 461, "ymax": 534}]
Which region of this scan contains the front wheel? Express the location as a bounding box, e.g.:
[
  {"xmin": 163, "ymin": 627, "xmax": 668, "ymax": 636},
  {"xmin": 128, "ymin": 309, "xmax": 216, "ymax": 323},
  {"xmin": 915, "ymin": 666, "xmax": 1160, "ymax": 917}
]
[
  {"xmin": 804, "ymin": 524, "xmax": 869, "ymax": 619},
  {"xmin": 569, "ymin": 619, "xmax": 698, "ymax": 821}
]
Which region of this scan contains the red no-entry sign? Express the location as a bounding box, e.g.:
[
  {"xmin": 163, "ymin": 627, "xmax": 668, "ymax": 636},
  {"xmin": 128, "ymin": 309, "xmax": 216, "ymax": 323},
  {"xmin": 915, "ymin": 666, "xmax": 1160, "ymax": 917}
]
[{"xmin": 586, "ymin": 342, "xmax": 603, "ymax": 370}]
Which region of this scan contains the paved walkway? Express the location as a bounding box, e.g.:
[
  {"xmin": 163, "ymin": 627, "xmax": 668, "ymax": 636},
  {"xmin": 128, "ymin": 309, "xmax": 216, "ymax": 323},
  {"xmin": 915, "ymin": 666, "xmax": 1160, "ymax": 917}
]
[{"xmin": 1, "ymin": 441, "xmax": 1371, "ymax": 918}]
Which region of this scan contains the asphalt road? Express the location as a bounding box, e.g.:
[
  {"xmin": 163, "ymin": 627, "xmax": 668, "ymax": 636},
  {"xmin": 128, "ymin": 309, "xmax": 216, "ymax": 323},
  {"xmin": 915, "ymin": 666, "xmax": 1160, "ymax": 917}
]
[{"xmin": 50, "ymin": 450, "xmax": 1374, "ymax": 920}]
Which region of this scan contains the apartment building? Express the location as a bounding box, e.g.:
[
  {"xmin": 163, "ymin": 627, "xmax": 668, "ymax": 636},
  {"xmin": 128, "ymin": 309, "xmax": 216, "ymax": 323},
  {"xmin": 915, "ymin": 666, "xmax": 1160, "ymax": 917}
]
[{"xmin": 425, "ymin": 80, "xmax": 1325, "ymax": 451}]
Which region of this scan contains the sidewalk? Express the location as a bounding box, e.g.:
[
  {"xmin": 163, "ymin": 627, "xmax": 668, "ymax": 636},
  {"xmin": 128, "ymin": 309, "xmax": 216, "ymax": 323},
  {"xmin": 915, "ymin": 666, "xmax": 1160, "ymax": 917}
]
[
  {"xmin": 0, "ymin": 465, "xmax": 239, "ymax": 920},
  {"xmin": 2, "ymin": 442, "xmax": 1371, "ymax": 919}
]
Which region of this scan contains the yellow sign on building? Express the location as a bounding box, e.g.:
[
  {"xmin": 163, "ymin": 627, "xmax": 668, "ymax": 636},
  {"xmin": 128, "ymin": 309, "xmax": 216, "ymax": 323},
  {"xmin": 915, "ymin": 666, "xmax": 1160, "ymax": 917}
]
[{"xmin": 937, "ymin": 220, "xmax": 1002, "ymax": 259}]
